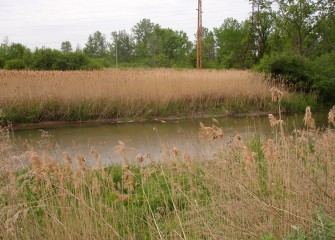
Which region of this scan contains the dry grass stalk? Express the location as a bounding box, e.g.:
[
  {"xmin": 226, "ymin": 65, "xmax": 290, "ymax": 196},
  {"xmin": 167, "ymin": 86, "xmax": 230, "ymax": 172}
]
[
  {"xmin": 212, "ymin": 118, "xmax": 220, "ymax": 125},
  {"xmin": 262, "ymin": 139, "xmax": 277, "ymax": 161},
  {"xmin": 328, "ymin": 105, "xmax": 335, "ymax": 127},
  {"xmin": 170, "ymin": 147, "xmax": 180, "ymax": 157},
  {"xmin": 183, "ymin": 153, "xmax": 192, "ymax": 169},
  {"xmin": 30, "ymin": 153, "xmax": 43, "ymax": 172},
  {"xmin": 304, "ymin": 106, "xmax": 316, "ymax": 129},
  {"xmin": 268, "ymin": 114, "xmax": 283, "ymax": 127},
  {"xmin": 269, "ymin": 87, "xmax": 283, "ymax": 102},
  {"xmin": 76, "ymin": 154, "xmax": 86, "ymax": 171},
  {"xmin": 122, "ymin": 165, "xmax": 135, "ymax": 193},
  {"xmin": 113, "ymin": 141, "xmax": 129, "ymax": 167},
  {"xmin": 199, "ymin": 122, "xmax": 223, "ymax": 140},
  {"xmin": 90, "ymin": 146, "xmax": 101, "ymax": 168},
  {"xmin": 135, "ymin": 154, "xmax": 144, "ymax": 164},
  {"xmin": 63, "ymin": 151, "xmax": 73, "ymax": 170}
]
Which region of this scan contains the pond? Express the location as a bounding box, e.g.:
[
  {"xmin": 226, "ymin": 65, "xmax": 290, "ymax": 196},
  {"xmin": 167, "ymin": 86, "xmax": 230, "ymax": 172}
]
[{"xmin": 12, "ymin": 113, "xmax": 328, "ymax": 166}]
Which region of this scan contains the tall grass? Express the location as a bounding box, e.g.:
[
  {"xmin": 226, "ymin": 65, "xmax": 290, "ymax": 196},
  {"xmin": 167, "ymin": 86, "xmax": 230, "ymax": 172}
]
[
  {"xmin": 1, "ymin": 97, "xmax": 335, "ymax": 239},
  {"xmin": 0, "ymin": 69, "xmax": 282, "ymax": 123}
]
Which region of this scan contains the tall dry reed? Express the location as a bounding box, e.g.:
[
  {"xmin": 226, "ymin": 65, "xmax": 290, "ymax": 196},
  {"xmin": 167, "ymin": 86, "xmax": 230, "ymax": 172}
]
[
  {"xmin": 0, "ymin": 69, "xmax": 269, "ymax": 103},
  {"xmin": 0, "ymin": 69, "xmax": 277, "ymax": 122}
]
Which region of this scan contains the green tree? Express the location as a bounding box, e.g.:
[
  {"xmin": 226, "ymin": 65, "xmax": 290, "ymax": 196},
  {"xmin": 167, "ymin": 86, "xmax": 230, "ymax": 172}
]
[
  {"xmin": 110, "ymin": 30, "xmax": 135, "ymax": 65},
  {"xmin": 274, "ymin": 0, "xmax": 335, "ymax": 55},
  {"xmin": 32, "ymin": 48, "xmax": 61, "ymax": 70},
  {"xmin": 156, "ymin": 27, "xmax": 192, "ymax": 67},
  {"xmin": 248, "ymin": 0, "xmax": 274, "ymax": 60},
  {"xmin": 132, "ymin": 19, "xmax": 155, "ymax": 62},
  {"xmin": 313, "ymin": 12, "xmax": 335, "ymax": 55},
  {"xmin": 84, "ymin": 31, "xmax": 108, "ymax": 58},
  {"xmin": 214, "ymin": 18, "xmax": 249, "ymax": 69},
  {"xmin": 0, "ymin": 36, "xmax": 9, "ymax": 58},
  {"xmin": 61, "ymin": 41, "xmax": 72, "ymax": 53},
  {"xmin": 4, "ymin": 59, "xmax": 26, "ymax": 70},
  {"xmin": 202, "ymin": 28, "xmax": 217, "ymax": 68},
  {"xmin": 7, "ymin": 43, "xmax": 28, "ymax": 59},
  {"xmin": 1, "ymin": 43, "xmax": 33, "ymax": 68}
]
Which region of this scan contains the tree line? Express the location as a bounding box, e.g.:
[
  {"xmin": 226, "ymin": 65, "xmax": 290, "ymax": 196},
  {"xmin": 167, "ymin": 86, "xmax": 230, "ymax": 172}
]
[{"xmin": 0, "ymin": 0, "xmax": 334, "ymax": 102}]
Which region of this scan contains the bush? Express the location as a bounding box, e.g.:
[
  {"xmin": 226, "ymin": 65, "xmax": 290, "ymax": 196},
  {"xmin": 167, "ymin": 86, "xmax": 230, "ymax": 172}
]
[
  {"xmin": 31, "ymin": 49, "xmax": 91, "ymax": 70},
  {"xmin": 311, "ymin": 52, "xmax": 335, "ymax": 104},
  {"xmin": 32, "ymin": 48, "xmax": 60, "ymax": 70},
  {"xmin": 81, "ymin": 59, "xmax": 104, "ymax": 70},
  {"xmin": 0, "ymin": 58, "xmax": 5, "ymax": 69},
  {"xmin": 4, "ymin": 59, "xmax": 26, "ymax": 70},
  {"xmin": 255, "ymin": 53, "xmax": 313, "ymax": 92}
]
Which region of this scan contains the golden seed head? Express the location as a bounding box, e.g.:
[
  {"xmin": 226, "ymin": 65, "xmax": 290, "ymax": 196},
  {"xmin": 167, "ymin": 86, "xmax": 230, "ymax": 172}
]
[
  {"xmin": 268, "ymin": 114, "xmax": 283, "ymax": 127},
  {"xmin": 304, "ymin": 106, "xmax": 316, "ymax": 129},
  {"xmin": 63, "ymin": 152, "xmax": 72, "ymax": 165},
  {"xmin": 135, "ymin": 154, "xmax": 144, "ymax": 163},
  {"xmin": 76, "ymin": 154, "xmax": 86, "ymax": 171},
  {"xmin": 328, "ymin": 105, "xmax": 335, "ymax": 127},
  {"xmin": 199, "ymin": 122, "xmax": 224, "ymax": 140},
  {"xmin": 171, "ymin": 147, "xmax": 180, "ymax": 156},
  {"xmin": 30, "ymin": 153, "xmax": 42, "ymax": 171},
  {"xmin": 113, "ymin": 141, "xmax": 126, "ymax": 156},
  {"xmin": 269, "ymin": 87, "xmax": 283, "ymax": 102}
]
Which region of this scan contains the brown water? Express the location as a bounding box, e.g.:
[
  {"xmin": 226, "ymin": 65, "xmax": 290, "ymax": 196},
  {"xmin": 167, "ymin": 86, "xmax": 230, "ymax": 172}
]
[{"xmin": 13, "ymin": 113, "xmax": 328, "ymax": 165}]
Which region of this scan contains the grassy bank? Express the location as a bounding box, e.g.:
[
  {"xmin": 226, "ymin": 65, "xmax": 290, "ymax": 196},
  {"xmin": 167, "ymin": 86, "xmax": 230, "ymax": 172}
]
[
  {"xmin": 1, "ymin": 101, "xmax": 335, "ymax": 239},
  {"xmin": 0, "ymin": 69, "xmax": 315, "ymax": 124}
]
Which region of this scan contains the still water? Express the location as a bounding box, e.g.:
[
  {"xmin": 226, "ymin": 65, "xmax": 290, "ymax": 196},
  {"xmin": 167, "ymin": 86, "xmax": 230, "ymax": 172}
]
[{"xmin": 13, "ymin": 113, "xmax": 328, "ymax": 165}]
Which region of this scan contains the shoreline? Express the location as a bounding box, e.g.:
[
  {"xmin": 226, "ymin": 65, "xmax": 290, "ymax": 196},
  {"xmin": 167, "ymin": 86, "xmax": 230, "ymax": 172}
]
[{"xmin": 10, "ymin": 111, "xmax": 271, "ymax": 130}]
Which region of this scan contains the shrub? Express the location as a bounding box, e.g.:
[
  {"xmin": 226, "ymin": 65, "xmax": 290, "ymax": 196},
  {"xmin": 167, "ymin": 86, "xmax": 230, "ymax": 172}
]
[
  {"xmin": 81, "ymin": 58, "xmax": 105, "ymax": 70},
  {"xmin": 0, "ymin": 58, "xmax": 5, "ymax": 69},
  {"xmin": 31, "ymin": 48, "xmax": 60, "ymax": 70},
  {"xmin": 255, "ymin": 53, "xmax": 313, "ymax": 92},
  {"xmin": 4, "ymin": 59, "xmax": 26, "ymax": 70},
  {"xmin": 311, "ymin": 52, "xmax": 335, "ymax": 104}
]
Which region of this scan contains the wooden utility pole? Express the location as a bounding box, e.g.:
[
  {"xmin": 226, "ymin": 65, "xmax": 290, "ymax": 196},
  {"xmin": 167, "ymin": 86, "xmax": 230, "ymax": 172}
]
[{"xmin": 196, "ymin": 0, "xmax": 202, "ymax": 69}]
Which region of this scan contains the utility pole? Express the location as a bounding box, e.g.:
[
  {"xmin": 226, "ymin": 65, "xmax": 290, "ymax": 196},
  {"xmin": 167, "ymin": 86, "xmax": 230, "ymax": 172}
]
[{"xmin": 196, "ymin": 0, "xmax": 203, "ymax": 69}]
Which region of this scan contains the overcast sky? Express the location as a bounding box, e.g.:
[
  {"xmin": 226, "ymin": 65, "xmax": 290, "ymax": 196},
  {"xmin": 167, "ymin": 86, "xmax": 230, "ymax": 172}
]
[{"xmin": 0, "ymin": 0, "xmax": 252, "ymax": 50}]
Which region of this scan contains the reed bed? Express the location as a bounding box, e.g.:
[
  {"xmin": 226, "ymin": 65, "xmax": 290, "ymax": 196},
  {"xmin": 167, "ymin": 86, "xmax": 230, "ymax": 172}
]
[
  {"xmin": 0, "ymin": 69, "xmax": 277, "ymax": 123},
  {"xmin": 1, "ymin": 96, "xmax": 335, "ymax": 239},
  {"xmin": 0, "ymin": 69, "xmax": 269, "ymax": 102}
]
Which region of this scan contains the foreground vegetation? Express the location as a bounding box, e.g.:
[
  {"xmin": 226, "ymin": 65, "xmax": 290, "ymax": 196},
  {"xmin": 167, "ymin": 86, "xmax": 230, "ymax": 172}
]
[
  {"xmin": 1, "ymin": 92, "xmax": 335, "ymax": 239},
  {"xmin": 0, "ymin": 69, "xmax": 315, "ymax": 124}
]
